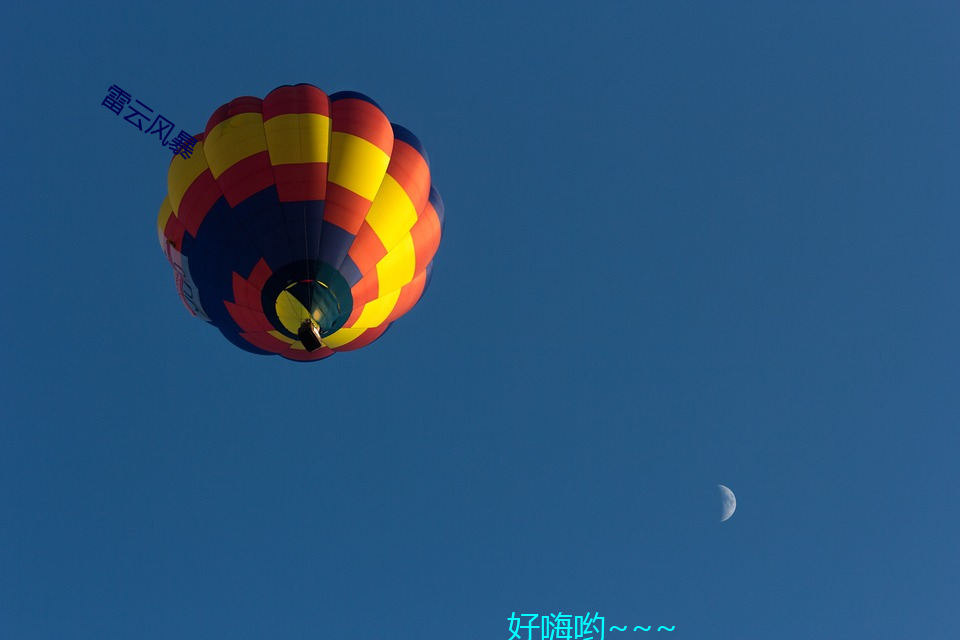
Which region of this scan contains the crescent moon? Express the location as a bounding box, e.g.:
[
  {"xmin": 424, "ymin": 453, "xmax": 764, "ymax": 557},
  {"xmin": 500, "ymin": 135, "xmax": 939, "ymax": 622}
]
[{"xmin": 718, "ymin": 484, "xmax": 737, "ymax": 522}]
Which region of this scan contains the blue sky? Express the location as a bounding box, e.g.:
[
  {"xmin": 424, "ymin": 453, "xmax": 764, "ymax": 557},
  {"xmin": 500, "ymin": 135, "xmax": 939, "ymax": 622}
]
[{"xmin": 2, "ymin": 1, "xmax": 959, "ymax": 638}]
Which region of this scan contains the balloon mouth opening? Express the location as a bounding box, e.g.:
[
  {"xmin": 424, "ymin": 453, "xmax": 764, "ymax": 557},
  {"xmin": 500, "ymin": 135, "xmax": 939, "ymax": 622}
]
[
  {"xmin": 297, "ymin": 319, "xmax": 324, "ymax": 352},
  {"xmin": 262, "ymin": 260, "xmax": 355, "ymax": 343}
]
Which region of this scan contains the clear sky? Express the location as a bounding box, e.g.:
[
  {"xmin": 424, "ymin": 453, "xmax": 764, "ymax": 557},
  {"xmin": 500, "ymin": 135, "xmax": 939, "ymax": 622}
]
[{"xmin": 2, "ymin": 1, "xmax": 959, "ymax": 638}]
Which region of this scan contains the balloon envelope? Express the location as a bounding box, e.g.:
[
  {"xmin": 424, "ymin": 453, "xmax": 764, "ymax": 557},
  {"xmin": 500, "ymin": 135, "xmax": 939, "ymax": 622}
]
[{"xmin": 157, "ymin": 84, "xmax": 444, "ymax": 361}]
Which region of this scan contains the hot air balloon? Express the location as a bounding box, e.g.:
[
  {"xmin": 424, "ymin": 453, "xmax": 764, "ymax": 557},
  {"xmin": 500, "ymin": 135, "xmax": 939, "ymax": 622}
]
[{"xmin": 157, "ymin": 84, "xmax": 444, "ymax": 361}]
